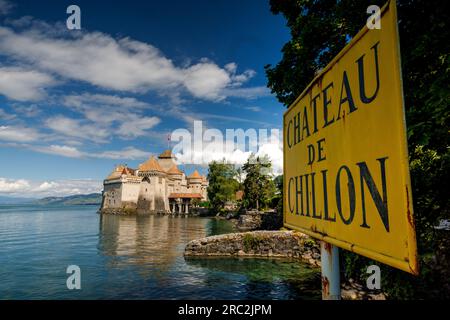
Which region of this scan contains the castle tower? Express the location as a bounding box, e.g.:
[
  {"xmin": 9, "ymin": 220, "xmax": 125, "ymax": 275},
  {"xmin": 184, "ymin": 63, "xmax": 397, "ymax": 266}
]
[
  {"xmin": 167, "ymin": 164, "xmax": 183, "ymax": 193},
  {"xmin": 157, "ymin": 150, "xmax": 176, "ymax": 172},
  {"xmin": 137, "ymin": 156, "xmax": 168, "ymax": 213},
  {"xmin": 187, "ymin": 170, "xmax": 203, "ymax": 196},
  {"xmin": 102, "ymin": 165, "xmax": 141, "ymax": 211}
]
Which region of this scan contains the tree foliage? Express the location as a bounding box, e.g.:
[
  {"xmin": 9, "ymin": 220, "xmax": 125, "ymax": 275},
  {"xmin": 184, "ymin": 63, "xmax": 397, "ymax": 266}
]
[
  {"xmin": 266, "ymin": 0, "xmax": 449, "ymax": 299},
  {"xmin": 207, "ymin": 160, "xmax": 240, "ymax": 212},
  {"xmin": 271, "ymin": 174, "xmax": 284, "ymax": 212},
  {"xmin": 242, "ymin": 154, "xmax": 276, "ymax": 210}
]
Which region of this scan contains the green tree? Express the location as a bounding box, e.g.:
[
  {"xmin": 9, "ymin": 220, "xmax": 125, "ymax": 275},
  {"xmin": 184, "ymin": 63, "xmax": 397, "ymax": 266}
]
[
  {"xmin": 207, "ymin": 160, "xmax": 240, "ymax": 212},
  {"xmin": 242, "ymin": 154, "xmax": 276, "ymax": 210},
  {"xmin": 266, "ymin": 0, "xmax": 450, "ymax": 299},
  {"xmin": 274, "ymin": 174, "xmax": 283, "ymax": 194},
  {"xmin": 272, "ymin": 174, "xmax": 283, "ymax": 212}
]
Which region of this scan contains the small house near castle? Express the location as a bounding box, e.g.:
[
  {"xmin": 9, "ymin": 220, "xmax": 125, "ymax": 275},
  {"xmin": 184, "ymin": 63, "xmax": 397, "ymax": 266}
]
[{"xmin": 100, "ymin": 150, "xmax": 208, "ymax": 214}]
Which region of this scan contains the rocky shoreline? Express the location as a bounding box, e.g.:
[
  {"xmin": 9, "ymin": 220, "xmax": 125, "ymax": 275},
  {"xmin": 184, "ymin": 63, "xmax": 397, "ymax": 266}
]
[
  {"xmin": 184, "ymin": 230, "xmax": 321, "ymax": 266},
  {"xmin": 184, "ymin": 229, "xmax": 386, "ymax": 300}
]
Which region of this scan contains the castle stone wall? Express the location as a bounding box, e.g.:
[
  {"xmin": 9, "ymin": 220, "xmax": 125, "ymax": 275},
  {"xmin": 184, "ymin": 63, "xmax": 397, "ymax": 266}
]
[
  {"xmin": 103, "ymin": 182, "xmax": 122, "ymax": 209},
  {"xmin": 101, "ymin": 151, "xmax": 209, "ymax": 214}
]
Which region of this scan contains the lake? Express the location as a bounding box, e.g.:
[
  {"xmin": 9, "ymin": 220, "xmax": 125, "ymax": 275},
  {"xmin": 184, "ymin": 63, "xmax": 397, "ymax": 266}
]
[{"xmin": 0, "ymin": 205, "xmax": 320, "ymax": 299}]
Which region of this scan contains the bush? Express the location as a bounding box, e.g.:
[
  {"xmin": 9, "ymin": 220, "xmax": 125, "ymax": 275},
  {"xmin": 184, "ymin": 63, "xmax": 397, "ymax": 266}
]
[{"xmin": 199, "ymin": 201, "xmax": 210, "ymax": 208}]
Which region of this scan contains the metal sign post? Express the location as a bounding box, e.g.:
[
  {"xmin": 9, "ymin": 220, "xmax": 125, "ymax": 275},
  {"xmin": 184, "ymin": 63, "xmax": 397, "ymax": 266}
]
[{"xmin": 320, "ymin": 241, "xmax": 341, "ymax": 300}]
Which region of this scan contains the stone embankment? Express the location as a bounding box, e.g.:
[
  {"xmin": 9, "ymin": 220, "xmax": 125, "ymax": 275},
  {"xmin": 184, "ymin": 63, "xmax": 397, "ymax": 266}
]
[
  {"xmin": 99, "ymin": 208, "xmax": 208, "ymax": 216},
  {"xmin": 100, "ymin": 208, "xmax": 168, "ymax": 215},
  {"xmin": 184, "ymin": 230, "xmax": 387, "ymax": 300},
  {"xmin": 184, "ymin": 230, "xmax": 321, "ymax": 266}
]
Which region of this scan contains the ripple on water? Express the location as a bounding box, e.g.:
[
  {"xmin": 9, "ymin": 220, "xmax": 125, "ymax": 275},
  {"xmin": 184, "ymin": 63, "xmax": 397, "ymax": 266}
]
[{"xmin": 0, "ymin": 205, "xmax": 321, "ymax": 299}]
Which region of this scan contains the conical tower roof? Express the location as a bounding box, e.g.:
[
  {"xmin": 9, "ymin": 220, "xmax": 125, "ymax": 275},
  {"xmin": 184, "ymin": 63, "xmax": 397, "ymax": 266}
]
[
  {"xmin": 158, "ymin": 149, "xmax": 175, "ymax": 159},
  {"xmin": 167, "ymin": 164, "xmax": 183, "ymax": 175},
  {"xmin": 106, "ymin": 165, "xmax": 125, "ymax": 180},
  {"xmin": 188, "ymin": 170, "xmax": 202, "ymax": 179},
  {"xmin": 139, "ymin": 156, "xmax": 164, "ymax": 172}
]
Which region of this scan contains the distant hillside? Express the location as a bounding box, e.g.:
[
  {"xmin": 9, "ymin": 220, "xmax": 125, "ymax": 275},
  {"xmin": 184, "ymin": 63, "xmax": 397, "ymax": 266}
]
[
  {"xmin": 34, "ymin": 193, "xmax": 102, "ymax": 206},
  {"xmin": 0, "ymin": 196, "xmax": 36, "ymax": 204}
]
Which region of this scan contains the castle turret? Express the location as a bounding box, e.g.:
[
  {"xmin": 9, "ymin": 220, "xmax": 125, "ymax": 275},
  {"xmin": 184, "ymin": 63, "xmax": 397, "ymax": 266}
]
[
  {"xmin": 187, "ymin": 169, "xmax": 202, "ymax": 182},
  {"xmin": 187, "ymin": 170, "xmax": 203, "ymax": 195},
  {"xmin": 157, "ymin": 150, "xmax": 176, "ymax": 172},
  {"xmin": 102, "ymin": 165, "xmax": 140, "ymax": 211},
  {"xmin": 167, "ymin": 164, "xmax": 183, "ymax": 179},
  {"xmin": 138, "ymin": 155, "xmax": 165, "ymax": 173},
  {"xmin": 105, "ymin": 165, "xmax": 126, "ymax": 181}
]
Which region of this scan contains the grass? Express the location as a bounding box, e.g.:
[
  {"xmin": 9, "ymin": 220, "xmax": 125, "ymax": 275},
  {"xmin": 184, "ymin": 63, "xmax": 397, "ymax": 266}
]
[{"xmin": 242, "ymin": 233, "xmax": 260, "ymax": 252}]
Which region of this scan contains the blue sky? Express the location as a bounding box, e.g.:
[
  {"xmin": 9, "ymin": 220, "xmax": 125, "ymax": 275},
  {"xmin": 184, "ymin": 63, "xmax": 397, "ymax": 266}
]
[{"xmin": 0, "ymin": 0, "xmax": 290, "ymax": 197}]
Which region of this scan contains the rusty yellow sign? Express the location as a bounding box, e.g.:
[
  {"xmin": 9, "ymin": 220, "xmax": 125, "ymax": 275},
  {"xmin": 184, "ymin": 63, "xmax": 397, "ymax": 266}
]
[{"xmin": 283, "ymin": 0, "xmax": 418, "ymax": 274}]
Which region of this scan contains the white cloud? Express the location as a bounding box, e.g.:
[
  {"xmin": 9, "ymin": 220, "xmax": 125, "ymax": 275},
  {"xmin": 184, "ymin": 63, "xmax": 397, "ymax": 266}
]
[
  {"xmin": 0, "ymin": 125, "xmax": 41, "ymax": 142},
  {"xmin": 117, "ymin": 115, "xmax": 161, "ymax": 138},
  {"xmin": 1, "ymin": 139, "xmax": 152, "ymax": 161},
  {"xmin": 64, "ymin": 93, "xmax": 150, "ymax": 109},
  {"xmin": 35, "ymin": 181, "xmax": 59, "ymax": 192},
  {"xmin": 45, "ymin": 116, "xmax": 110, "ymax": 143},
  {"xmin": 11, "ymin": 104, "xmax": 41, "ymax": 118},
  {"xmin": 231, "ymin": 70, "xmax": 256, "ymax": 86},
  {"xmin": 0, "ymin": 177, "xmax": 102, "ymax": 197},
  {"xmin": 0, "ymin": 177, "xmax": 30, "ymax": 193},
  {"xmin": 245, "ymin": 106, "xmax": 262, "ymax": 112},
  {"xmin": 32, "ymin": 144, "xmax": 84, "ymax": 158},
  {"xmin": 224, "ymin": 62, "xmax": 237, "ymax": 74},
  {"xmin": 174, "ymin": 129, "xmax": 283, "ymax": 175},
  {"xmin": 183, "ymin": 62, "xmax": 230, "ymax": 100},
  {"xmin": 36, "ymin": 179, "xmax": 102, "ymax": 197},
  {"xmin": 222, "ymin": 86, "xmax": 271, "ymax": 99},
  {"xmin": 256, "ymin": 139, "xmax": 283, "ymax": 175},
  {"xmin": 0, "ymin": 67, "xmax": 55, "ymax": 101},
  {"xmin": 92, "ymin": 147, "xmax": 150, "ymax": 160},
  {"xmin": 0, "ymin": 107, "xmax": 16, "ymax": 120},
  {"xmin": 59, "ymin": 93, "xmax": 162, "ymax": 140},
  {"xmin": 0, "ymin": 24, "xmax": 258, "ymax": 101}
]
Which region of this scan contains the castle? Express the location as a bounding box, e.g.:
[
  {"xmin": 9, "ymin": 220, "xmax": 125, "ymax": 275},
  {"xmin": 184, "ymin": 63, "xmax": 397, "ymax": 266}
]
[{"xmin": 100, "ymin": 150, "xmax": 208, "ymax": 214}]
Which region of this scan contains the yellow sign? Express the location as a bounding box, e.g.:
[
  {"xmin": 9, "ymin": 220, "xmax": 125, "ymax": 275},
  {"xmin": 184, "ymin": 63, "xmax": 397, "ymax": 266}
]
[{"xmin": 283, "ymin": 0, "xmax": 418, "ymax": 274}]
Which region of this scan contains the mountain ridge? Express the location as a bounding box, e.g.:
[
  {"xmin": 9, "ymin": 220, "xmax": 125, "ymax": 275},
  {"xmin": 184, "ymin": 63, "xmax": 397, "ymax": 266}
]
[{"xmin": 0, "ymin": 193, "xmax": 102, "ymax": 205}]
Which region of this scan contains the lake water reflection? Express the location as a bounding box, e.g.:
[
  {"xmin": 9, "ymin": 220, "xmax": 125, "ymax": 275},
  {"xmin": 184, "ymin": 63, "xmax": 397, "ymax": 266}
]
[{"xmin": 0, "ymin": 205, "xmax": 320, "ymax": 299}]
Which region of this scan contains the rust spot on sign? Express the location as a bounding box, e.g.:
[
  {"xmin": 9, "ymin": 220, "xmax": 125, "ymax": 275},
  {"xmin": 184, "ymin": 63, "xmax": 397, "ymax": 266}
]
[
  {"xmin": 321, "ymin": 276, "xmax": 330, "ymax": 297},
  {"xmin": 405, "ymin": 185, "xmax": 420, "ymax": 275},
  {"xmin": 323, "ymin": 242, "xmax": 333, "ymax": 255},
  {"xmin": 405, "ymin": 186, "xmax": 415, "ymax": 229}
]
